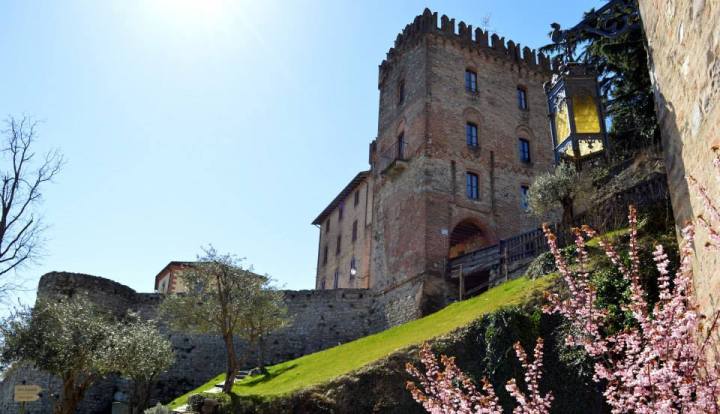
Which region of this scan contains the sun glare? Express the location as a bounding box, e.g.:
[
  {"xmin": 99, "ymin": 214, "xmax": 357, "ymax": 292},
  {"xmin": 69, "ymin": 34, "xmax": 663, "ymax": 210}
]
[{"xmin": 146, "ymin": 0, "xmax": 234, "ymax": 28}]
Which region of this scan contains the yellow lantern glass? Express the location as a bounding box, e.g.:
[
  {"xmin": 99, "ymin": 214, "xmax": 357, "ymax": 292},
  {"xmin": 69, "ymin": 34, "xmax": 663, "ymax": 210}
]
[
  {"xmin": 578, "ymin": 139, "xmax": 604, "ymax": 157},
  {"xmin": 554, "ymin": 100, "xmax": 571, "ymax": 141},
  {"xmin": 573, "ymin": 95, "xmax": 601, "ymax": 133}
]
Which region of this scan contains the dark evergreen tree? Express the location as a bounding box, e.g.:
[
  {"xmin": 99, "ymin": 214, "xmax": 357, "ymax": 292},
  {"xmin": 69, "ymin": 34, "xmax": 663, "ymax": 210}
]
[{"xmin": 542, "ymin": 0, "xmax": 659, "ymax": 160}]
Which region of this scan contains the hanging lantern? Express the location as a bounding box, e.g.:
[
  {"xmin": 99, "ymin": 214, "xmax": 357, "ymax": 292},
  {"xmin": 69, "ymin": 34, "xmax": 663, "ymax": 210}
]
[{"xmin": 544, "ymin": 63, "xmax": 609, "ymax": 169}]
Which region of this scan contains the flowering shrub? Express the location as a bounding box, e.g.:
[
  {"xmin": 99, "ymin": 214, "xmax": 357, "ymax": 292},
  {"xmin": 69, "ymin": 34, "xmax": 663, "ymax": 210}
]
[
  {"xmin": 542, "ymin": 155, "xmax": 720, "ymax": 413},
  {"xmin": 406, "ymin": 339, "xmax": 552, "ymax": 414},
  {"xmin": 407, "ymin": 155, "xmax": 720, "ymax": 413}
]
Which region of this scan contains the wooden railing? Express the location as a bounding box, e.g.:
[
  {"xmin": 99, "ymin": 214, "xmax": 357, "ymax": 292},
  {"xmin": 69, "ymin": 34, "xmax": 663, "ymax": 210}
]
[{"xmin": 448, "ymin": 225, "xmax": 555, "ymax": 299}]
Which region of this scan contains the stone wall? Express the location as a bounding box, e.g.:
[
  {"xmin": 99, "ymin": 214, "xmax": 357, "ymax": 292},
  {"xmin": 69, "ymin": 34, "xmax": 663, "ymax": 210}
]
[
  {"xmin": 639, "ymin": 0, "xmax": 720, "ymax": 359},
  {"xmin": 0, "ymin": 272, "xmax": 380, "ymax": 414}
]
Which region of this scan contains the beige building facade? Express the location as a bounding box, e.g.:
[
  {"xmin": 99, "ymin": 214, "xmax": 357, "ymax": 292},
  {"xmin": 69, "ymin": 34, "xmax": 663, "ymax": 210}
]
[{"xmin": 312, "ymin": 172, "xmax": 373, "ymax": 289}]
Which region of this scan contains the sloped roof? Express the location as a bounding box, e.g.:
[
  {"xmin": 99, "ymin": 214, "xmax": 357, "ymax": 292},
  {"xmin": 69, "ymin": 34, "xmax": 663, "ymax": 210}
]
[{"xmin": 312, "ymin": 171, "xmax": 370, "ymax": 225}]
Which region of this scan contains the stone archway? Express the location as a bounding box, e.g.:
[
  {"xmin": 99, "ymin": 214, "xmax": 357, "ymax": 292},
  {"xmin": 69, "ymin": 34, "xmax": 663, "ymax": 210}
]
[{"xmin": 448, "ymin": 219, "xmax": 493, "ymax": 259}]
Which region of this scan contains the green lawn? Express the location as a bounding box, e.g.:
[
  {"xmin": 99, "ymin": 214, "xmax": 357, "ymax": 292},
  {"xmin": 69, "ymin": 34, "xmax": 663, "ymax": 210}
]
[{"xmin": 168, "ymin": 275, "xmax": 552, "ymax": 408}]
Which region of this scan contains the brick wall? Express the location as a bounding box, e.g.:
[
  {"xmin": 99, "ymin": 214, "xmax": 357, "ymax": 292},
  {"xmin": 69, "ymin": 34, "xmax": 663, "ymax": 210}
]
[
  {"xmin": 370, "ymin": 9, "xmax": 554, "ymax": 311},
  {"xmin": 639, "ymin": 0, "xmax": 720, "ymax": 359}
]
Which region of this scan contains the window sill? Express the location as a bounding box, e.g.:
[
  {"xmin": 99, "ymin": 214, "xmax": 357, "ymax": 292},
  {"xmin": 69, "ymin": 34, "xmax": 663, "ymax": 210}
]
[{"xmin": 519, "ymin": 161, "xmax": 533, "ymax": 168}]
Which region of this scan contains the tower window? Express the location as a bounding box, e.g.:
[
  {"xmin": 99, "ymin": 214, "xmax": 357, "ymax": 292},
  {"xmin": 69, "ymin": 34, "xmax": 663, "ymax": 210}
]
[
  {"xmin": 519, "ymin": 138, "xmax": 531, "ymax": 163},
  {"xmin": 320, "ymin": 278, "xmax": 326, "ymax": 290},
  {"xmin": 350, "ymin": 256, "xmax": 357, "ymax": 276},
  {"xmin": 465, "ymin": 70, "xmax": 478, "ymax": 93},
  {"xmin": 354, "ymin": 190, "xmax": 360, "ymax": 207},
  {"xmin": 323, "ymin": 245, "xmax": 329, "ymax": 265},
  {"xmin": 352, "ymin": 220, "xmax": 358, "ymax": 242},
  {"xmin": 517, "ymin": 86, "xmax": 528, "ymax": 110},
  {"xmin": 521, "ymin": 185, "xmax": 530, "ymax": 211},
  {"xmin": 338, "ymin": 201, "xmax": 344, "ymax": 221},
  {"xmin": 398, "ymin": 79, "xmax": 405, "ymax": 105},
  {"xmin": 466, "ymin": 172, "xmax": 479, "ymax": 200},
  {"xmin": 333, "ymin": 269, "xmax": 340, "ymax": 289},
  {"xmin": 466, "ymin": 122, "xmax": 478, "ymax": 147},
  {"xmin": 325, "ymin": 220, "xmax": 330, "ymax": 233},
  {"xmin": 336, "ymin": 235, "xmax": 341, "ymax": 255}
]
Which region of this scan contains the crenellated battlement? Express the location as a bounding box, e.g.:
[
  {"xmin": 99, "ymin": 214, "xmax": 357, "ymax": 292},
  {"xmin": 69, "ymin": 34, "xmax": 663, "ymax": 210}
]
[{"xmin": 379, "ymin": 8, "xmax": 552, "ymax": 86}]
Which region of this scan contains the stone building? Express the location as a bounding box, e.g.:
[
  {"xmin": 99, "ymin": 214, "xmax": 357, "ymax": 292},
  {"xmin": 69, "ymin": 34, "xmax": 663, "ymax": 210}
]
[
  {"xmin": 639, "ymin": 0, "xmax": 720, "ymax": 358},
  {"xmin": 314, "ymin": 9, "xmax": 555, "ymax": 312}
]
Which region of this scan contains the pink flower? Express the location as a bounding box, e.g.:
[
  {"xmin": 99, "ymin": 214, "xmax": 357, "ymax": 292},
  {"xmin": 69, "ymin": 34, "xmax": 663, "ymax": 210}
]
[
  {"xmin": 542, "ymin": 152, "xmax": 720, "ymax": 413},
  {"xmin": 406, "ymin": 339, "xmax": 552, "ymax": 414}
]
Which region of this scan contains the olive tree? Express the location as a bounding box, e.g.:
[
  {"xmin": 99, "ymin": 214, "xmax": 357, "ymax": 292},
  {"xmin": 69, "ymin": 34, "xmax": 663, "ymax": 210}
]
[
  {"xmin": 159, "ymin": 247, "xmax": 288, "ymax": 393},
  {"xmin": 0, "ymin": 116, "xmax": 63, "ymax": 299},
  {"xmin": 100, "ymin": 316, "xmax": 175, "ymax": 414},
  {"xmin": 527, "ymin": 163, "xmax": 595, "ymax": 228},
  {"xmin": 0, "ymin": 297, "xmax": 174, "ymax": 414},
  {"xmin": 1, "ymin": 298, "xmax": 113, "ymax": 414},
  {"xmin": 241, "ymin": 285, "xmax": 289, "ymax": 373}
]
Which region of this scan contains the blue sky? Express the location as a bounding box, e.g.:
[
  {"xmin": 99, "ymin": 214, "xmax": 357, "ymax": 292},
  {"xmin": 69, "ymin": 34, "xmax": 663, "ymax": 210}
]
[{"xmin": 0, "ymin": 0, "xmax": 601, "ymax": 303}]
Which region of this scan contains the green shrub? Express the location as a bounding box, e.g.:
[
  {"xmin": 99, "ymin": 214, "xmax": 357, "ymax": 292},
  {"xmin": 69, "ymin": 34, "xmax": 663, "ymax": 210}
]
[
  {"xmin": 144, "ymin": 403, "xmax": 171, "ymax": 414},
  {"xmin": 526, "ymin": 251, "xmax": 556, "ymax": 278},
  {"xmin": 188, "ymin": 394, "xmax": 206, "ymax": 412},
  {"xmin": 526, "ymin": 245, "xmax": 575, "ymax": 279},
  {"xmin": 199, "ymin": 392, "xmax": 232, "ymax": 414}
]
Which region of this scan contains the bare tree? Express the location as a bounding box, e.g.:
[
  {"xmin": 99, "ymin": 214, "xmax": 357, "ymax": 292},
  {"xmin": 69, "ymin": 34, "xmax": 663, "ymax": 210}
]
[{"xmin": 0, "ymin": 116, "xmax": 63, "ymax": 296}]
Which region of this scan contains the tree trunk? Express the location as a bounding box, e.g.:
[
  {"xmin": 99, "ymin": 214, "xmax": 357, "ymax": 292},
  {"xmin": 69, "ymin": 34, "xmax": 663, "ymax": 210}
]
[
  {"xmin": 131, "ymin": 380, "xmax": 151, "ymax": 414},
  {"xmin": 53, "ymin": 377, "xmax": 84, "ymax": 414},
  {"xmin": 222, "ymin": 333, "xmax": 238, "ymax": 394},
  {"xmin": 258, "ymin": 337, "xmax": 268, "ymax": 374},
  {"xmin": 561, "ymin": 197, "xmax": 575, "ymax": 230}
]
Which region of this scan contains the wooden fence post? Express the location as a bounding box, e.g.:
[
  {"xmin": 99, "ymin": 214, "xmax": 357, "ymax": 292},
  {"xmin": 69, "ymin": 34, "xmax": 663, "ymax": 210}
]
[{"xmin": 458, "ymin": 264, "xmax": 465, "ymax": 300}]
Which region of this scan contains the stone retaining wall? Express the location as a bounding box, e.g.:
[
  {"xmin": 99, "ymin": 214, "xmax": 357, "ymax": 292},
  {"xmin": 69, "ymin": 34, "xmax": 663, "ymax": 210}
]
[{"xmin": 0, "ymin": 272, "xmax": 380, "ymax": 414}]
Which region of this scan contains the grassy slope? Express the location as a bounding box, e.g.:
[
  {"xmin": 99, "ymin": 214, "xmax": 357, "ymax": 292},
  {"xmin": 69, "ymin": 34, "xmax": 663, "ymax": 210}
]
[{"xmin": 169, "ymin": 275, "xmax": 552, "ymax": 408}]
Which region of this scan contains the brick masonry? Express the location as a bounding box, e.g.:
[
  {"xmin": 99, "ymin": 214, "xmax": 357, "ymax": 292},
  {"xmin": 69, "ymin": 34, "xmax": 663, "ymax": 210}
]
[
  {"xmin": 313, "ymin": 9, "xmax": 556, "ymax": 316},
  {"xmin": 370, "ymin": 9, "xmax": 555, "ymax": 310},
  {"xmin": 639, "ymin": 0, "xmax": 720, "ymax": 358}
]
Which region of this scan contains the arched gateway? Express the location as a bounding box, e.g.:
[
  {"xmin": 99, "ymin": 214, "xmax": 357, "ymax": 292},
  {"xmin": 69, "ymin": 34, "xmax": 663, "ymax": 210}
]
[
  {"xmin": 448, "ymin": 219, "xmax": 498, "ymax": 298},
  {"xmin": 448, "ymin": 219, "xmax": 494, "ymax": 259}
]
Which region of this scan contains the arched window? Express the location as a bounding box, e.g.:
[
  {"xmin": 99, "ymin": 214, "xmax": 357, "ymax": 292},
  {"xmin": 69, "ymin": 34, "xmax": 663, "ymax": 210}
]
[
  {"xmin": 518, "ymin": 138, "xmax": 531, "ymax": 163},
  {"xmin": 465, "ymin": 69, "xmax": 478, "ymax": 92},
  {"xmin": 397, "ymin": 79, "xmax": 405, "ymax": 106},
  {"xmin": 517, "ymin": 86, "xmax": 528, "ymax": 110},
  {"xmin": 466, "ymin": 172, "xmax": 479, "ymax": 200},
  {"xmin": 466, "ymin": 122, "xmax": 478, "ymax": 147}
]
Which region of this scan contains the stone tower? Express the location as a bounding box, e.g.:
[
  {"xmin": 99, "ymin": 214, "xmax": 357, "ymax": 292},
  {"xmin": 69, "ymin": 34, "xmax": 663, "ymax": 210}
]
[
  {"xmin": 314, "ymin": 9, "xmax": 555, "ymax": 323},
  {"xmin": 368, "ymin": 9, "xmax": 554, "ymax": 311}
]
